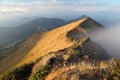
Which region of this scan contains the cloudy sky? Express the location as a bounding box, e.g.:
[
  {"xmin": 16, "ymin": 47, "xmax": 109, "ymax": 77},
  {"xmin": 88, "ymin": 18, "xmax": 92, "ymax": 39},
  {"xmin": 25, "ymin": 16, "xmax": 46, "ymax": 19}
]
[{"xmin": 0, "ymin": 0, "xmax": 120, "ymax": 26}]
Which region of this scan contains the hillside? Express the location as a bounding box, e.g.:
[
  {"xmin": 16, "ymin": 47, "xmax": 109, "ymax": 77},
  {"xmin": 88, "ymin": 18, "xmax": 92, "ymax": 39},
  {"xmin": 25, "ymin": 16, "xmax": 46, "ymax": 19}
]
[
  {"xmin": 0, "ymin": 17, "xmax": 120, "ymax": 80},
  {"xmin": 0, "ymin": 18, "xmax": 66, "ymax": 49},
  {"xmin": 0, "ymin": 27, "xmax": 16, "ymax": 48},
  {"xmin": 0, "ymin": 17, "xmax": 105, "ymax": 74},
  {"xmin": 0, "ymin": 38, "xmax": 119, "ymax": 80}
]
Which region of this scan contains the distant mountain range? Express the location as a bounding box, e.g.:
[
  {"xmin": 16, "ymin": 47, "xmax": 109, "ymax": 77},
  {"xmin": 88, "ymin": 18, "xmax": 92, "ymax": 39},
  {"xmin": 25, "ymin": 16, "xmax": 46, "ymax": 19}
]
[{"xmin": 0, "ymin": 18, "xmax": 66, "ymax": 49}]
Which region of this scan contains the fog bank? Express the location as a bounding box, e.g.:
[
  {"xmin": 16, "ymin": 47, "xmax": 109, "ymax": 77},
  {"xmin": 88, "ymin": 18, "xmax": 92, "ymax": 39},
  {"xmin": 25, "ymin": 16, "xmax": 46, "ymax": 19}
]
[{"xmin": 92, "ymin": 24, "xmax": 120, "ymax": 59}]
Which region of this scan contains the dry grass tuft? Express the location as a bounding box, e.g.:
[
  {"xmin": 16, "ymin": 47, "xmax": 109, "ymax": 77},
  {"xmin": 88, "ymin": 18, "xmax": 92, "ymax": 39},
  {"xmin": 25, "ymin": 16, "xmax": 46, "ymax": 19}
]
[{"xmin": 46, "ymin": 61, "xmax": 111, "ymax": 80}]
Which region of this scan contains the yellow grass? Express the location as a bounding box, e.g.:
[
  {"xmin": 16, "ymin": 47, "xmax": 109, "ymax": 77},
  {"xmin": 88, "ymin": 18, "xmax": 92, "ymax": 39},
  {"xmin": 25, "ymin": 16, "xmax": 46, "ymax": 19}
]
[
  {"xmin": 0, "ymin": 18, "xmax": 88, "ymax": 74},
  {"xmin": 46, "ymin": 61, "xmax": 110, "ymax": 80}
]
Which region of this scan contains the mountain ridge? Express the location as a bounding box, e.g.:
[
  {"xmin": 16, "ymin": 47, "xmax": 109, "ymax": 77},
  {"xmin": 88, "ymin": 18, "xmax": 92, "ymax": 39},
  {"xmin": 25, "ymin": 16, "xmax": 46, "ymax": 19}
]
[
  {"xmin": 0, "ymin": 18, "xmax": 66, "ymax": 49},
  {"xmin": 0, "ymin": 17, "xmax": 106, "ymax": 75},
  {"xmin": 0, "ymin": 17, "xmax": 120, "ymax": 80}
]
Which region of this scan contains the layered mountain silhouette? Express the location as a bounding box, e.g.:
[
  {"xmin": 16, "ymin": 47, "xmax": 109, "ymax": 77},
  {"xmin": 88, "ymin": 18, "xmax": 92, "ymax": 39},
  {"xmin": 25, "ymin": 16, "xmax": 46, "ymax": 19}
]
[
  {"xmin": 0, "ymin": 17, "xmax": 119, "ymax": 80},
  {"xmin": 0, "ymin": 18, "xmax": 66, "ymax": 49}
]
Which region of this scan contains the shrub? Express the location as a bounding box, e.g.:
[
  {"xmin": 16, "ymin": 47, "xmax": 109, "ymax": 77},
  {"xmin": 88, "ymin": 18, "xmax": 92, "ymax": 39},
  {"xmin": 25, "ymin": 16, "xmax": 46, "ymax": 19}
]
[
  {"xmin": 72, "ymin": 45, "xmax": 83, "ymax": 57},
  {"xmin": 0, "ymin": 63, "xmax": 34, "ymax": 80},
  {"xmin": 28, "ymin": 66, "xmax": 51, "ymax": 80},
  {"xmin": 108, "ymin": 58, "xmax": 120, "ymax": 80}
]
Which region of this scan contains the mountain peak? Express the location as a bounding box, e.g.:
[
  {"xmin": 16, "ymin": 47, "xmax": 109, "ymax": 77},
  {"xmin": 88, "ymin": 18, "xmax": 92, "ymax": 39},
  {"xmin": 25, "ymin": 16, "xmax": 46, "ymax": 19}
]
[
  {"xmin": 0, "ymin": 17, "xmax": 105, "ymax": 75},
  {"xmin": 80, "ymin": 17, "xmax": 104, "ymax": 31},
  {"xmin": 67, "ymin": 17, "xmax": 104, "ymax": 33},
  {"xmin": 80, "ymin": 15, "xmax": 89, "ymax": 19},
  {"xmin": 70, "ymin": 15, "xmax": 104, "ymax": 30}
]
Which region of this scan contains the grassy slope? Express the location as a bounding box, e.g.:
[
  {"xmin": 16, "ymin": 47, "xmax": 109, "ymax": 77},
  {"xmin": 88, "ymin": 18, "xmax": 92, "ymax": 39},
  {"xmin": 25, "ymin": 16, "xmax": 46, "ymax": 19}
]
[
  {"xmin": 0, "ymin": 38, "xmax": 119, "ymax": 80},
  {"xmin": 0, "ymin": 18, "xmax": 87, "ymax": 74}
]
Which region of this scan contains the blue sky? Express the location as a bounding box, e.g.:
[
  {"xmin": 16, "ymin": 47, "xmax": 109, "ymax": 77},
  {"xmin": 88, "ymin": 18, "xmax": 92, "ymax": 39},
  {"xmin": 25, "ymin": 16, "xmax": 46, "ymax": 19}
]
[
  {"xmin": 1, "ymin": 0, "xmax": 120, "ymax": 4},
  {"xmin": 0, "ymin": 0, "xmax": 120, "ymax": 26}
]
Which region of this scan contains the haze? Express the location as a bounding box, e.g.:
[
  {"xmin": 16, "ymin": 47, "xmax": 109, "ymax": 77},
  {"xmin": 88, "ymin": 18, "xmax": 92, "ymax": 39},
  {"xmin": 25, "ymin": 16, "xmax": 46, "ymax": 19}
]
[
  {"xmin": 0, "ymin": 0, "xmax": 120, "ymax": 27},
  {"xmin": 92, "ymin": 24, "xmax": 120, "ymax": 59}
]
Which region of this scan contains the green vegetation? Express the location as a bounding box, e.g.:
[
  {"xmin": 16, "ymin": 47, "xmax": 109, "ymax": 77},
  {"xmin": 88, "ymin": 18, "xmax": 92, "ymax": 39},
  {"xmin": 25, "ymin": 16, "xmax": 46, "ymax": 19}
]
[
  {"xmin": 29, "ymin": 66, "xmax": 51, "ymax": 80},
  {"xmin": 0, "ymin": 41, "xmax": 120, "ymax": 80},
  {"xmin": 72, "ymin": 45, "xmax": 83, "ymax": 57},
  {"xmin": 0, "ymin": 63, "xmax": 34, "ymax": 80},
  {"xmin": 0, "ymin": 52, "xmax": 120, "ymax": 80}
]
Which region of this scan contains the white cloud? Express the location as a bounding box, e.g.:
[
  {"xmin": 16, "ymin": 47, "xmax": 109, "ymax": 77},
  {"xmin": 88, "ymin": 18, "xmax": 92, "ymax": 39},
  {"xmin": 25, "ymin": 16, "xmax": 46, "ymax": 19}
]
[
  {"xmin": 0, "ymin": 0, "xmax": 120, "ymax": 26},
  {"xmin": 92, "ymin": 24, "xmax": 120, "ymax": 59},
  {"xmin": 51, "ymin": 0, "xmax": 57, "ymax": 3},
  {"xmin": 0, "ymin": 7, "xmax": 27, "ymax": 13},
  {"xmin": 72, "ymin": 6, "xmax": 120, "ymax": 12},
  {"xmin": 0, "ymin": 0, "xmax": 119, "ymax": 14},
  {"xmin": 0, "ymin": 1, "xmax": 119, "ymax": 13}
]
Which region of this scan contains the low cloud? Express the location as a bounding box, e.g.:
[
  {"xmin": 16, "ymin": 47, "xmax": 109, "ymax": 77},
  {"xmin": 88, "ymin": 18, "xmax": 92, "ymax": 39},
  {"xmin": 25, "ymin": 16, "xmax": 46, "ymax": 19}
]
[{"xmin": 92, "ymin": 24, "xmax": 120, "ymax": 59}]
